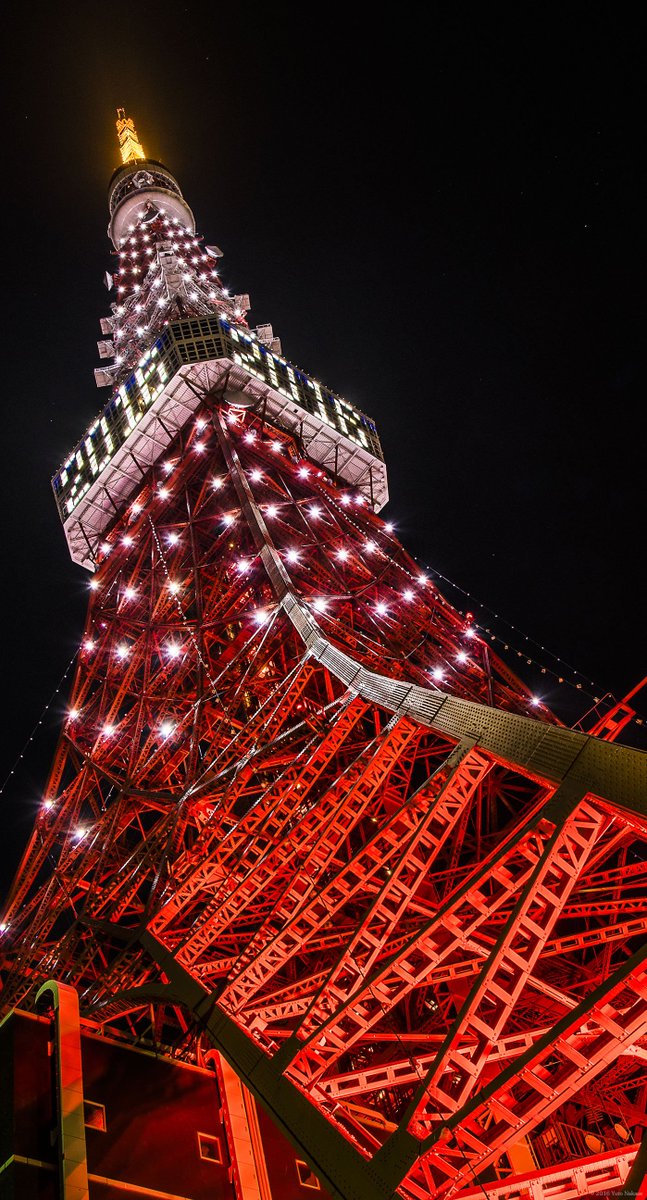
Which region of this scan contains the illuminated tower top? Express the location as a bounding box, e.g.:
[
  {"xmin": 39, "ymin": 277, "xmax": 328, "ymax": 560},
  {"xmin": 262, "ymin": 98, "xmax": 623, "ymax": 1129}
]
[
  {"xmin": 51, "ymin": 111, "xmax": 388, "ymax": 569},
  {"xmin": 116, "ymin": 108, "xmax": 146, "ymax": 164},
  {"xmin": 108, "ymin": 109, "xmax": 196, "ymax": 247}
]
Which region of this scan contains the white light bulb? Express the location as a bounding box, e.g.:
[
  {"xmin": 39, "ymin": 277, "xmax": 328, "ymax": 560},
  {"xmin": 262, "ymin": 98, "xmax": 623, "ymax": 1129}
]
[
  {"xmin": 403, "ymin": 590, "xmax": 414, "ymax": 602},
  {"xmin": 312, "ymin": 597, "xmax": 328, "ymax": 613},
  {"xmin": 432, "ymin": 667, "xmax": 445, "ymax": 682},
  {"xmin": 337, "ymin": 548, "xmax": 349, "ymax": 562}
]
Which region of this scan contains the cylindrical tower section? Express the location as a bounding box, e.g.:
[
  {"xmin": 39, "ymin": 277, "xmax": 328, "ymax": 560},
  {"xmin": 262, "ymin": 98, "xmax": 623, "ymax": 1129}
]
[{"xmin": 108, "ymin": 158, "xmax": 195, "ymax": 247}]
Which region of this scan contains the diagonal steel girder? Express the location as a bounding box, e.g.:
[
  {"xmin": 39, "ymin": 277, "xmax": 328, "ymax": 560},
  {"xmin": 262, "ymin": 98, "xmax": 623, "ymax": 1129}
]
[{"xmin": 135, "ymin": 930, "xmax": 647, "ymax": 1200}]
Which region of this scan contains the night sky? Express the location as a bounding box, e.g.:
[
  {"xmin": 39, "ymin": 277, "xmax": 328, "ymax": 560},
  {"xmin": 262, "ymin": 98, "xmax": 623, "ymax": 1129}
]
[{"xmin": 1, "ymin": 7, "xmax": 645, "ymax": 885}]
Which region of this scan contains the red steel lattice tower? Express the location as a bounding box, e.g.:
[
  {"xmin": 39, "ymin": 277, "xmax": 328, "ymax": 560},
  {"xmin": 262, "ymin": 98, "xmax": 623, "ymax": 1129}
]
[{"xmin": 1, "ymin": 112, "xmax": 646, "ymax": 1200}]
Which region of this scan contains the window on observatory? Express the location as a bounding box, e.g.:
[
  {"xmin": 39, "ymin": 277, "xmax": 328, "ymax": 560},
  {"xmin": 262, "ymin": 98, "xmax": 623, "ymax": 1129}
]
[
  {"xmin": 296, "ymin": 1159, "xmax": 321, "ymax": 1189},
  {"xmin": 84, "ymin": 1100, "xmax": 107, "ymax": 1132},
  {"xmin": 197, "ymin": 1132, "xmax": 223, "ymax": 1163}
]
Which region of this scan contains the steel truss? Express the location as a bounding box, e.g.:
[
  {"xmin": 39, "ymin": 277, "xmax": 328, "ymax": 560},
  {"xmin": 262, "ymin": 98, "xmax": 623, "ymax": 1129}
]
[{"xmin": 2, "ymin": 395, "xmax": 646, "ymax": 1199}]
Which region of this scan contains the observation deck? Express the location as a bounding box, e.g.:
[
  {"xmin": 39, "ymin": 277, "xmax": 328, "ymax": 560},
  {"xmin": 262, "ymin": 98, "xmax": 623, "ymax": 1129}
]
[{"xmin": 52, "ymin": 316, "xmax": 387, "ymax": 570}]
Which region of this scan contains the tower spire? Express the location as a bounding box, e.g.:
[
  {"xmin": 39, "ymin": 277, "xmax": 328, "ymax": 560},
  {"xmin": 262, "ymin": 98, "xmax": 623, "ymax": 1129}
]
[{"xmin": 116, "ymin": 107, "xmax": 145, "ymax": 165}]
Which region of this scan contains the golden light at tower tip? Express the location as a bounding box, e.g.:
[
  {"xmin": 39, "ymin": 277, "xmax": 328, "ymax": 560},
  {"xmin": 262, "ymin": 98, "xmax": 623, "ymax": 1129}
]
[{"xmin": 115, "ymin": 108, "xmax": 145, "ymax": 165}]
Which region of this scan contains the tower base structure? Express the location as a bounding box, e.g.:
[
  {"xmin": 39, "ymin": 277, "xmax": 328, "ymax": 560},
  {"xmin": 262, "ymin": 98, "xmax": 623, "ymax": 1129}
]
[{"xmin": 0, "ymin": 997, "xmax": 332, "ymax": 1200}]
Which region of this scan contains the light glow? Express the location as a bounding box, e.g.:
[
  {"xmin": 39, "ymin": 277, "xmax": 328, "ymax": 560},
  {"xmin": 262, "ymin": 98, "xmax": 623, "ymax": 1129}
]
[{"xmin": 116, "ymin": 108, "xmax": 146, "ymax": 164}]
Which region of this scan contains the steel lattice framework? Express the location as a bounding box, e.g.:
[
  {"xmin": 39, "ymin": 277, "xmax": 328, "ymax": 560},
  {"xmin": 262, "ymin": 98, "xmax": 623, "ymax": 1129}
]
[{"xmin": 1, "ymin": 113, "xmax": 646, "ymax": 1200}]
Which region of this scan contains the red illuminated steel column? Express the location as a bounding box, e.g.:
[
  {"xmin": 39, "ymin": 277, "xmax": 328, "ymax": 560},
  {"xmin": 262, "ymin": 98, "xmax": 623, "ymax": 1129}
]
[{"xmin": 36, "ymin": 981, "xmax": 89, "ymax": 1200}]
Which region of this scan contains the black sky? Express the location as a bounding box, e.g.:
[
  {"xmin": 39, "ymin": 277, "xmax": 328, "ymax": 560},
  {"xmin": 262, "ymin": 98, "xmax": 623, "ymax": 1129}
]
[{"xmin": 0, "ymin": 6, "xmax": 645, "ymax": 881}]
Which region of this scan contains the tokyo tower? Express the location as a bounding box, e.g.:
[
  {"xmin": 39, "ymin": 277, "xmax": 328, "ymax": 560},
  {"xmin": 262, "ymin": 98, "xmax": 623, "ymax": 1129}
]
[{"xmin": 1, "ymin": 111, "xmax": 646, "ymax": 1200}]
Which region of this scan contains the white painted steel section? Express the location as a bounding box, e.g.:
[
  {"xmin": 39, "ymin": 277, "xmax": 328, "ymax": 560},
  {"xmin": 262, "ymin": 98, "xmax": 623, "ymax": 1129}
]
[{"xmin": 62, "ymin": 359, "xmax": 388, "ymax": 570}]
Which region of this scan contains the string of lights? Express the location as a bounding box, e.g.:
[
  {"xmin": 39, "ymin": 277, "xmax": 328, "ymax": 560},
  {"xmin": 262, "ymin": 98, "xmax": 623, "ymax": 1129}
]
[{"xmin": 0, "ymin": 649, "xmax": 79, "ymax": 802}]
